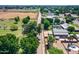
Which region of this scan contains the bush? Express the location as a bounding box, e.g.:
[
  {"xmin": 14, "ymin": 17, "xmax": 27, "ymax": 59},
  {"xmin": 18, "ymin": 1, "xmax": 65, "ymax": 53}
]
[
  {"xmin": 14, "ymin": 16, "xmax": 20, "ymax": 24},
  {"xmin": 10, "ymin": 25, "xmax": 18, "ymax": 31},
  {"xmin": 22, "ymin": 16, "xmax": 30, "ymax": 24},
  {"xmin": 20, "ymin": 33, "xmax": 39, "ymax": 54},
  {"xmin": 48, "ymin": 47, "xmax": 64, "ymax": 54}
]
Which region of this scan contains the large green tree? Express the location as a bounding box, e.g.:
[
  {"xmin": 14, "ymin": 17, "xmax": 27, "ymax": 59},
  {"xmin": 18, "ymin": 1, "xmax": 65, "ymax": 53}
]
[
  {"xmin": 44, "ymin": 19, "xmax": 50, "ymax": 30},
  {"xmin": 22, "ymin": 16, "xmax": 30, "ymax": 24},
  {"xmin": 0, "ymin": 34, "xmax": 19, "ymax": 54},
  {"xmin": 67, "ymin": 26, "xmax": 75, "ymax": 33},
  {"xmin": 20, "ymin": 33, "xmax": 39, "ymax": 54},
  {"xmin": 23, "ymin": 21, "xmax": 37, "ymax": 34}
]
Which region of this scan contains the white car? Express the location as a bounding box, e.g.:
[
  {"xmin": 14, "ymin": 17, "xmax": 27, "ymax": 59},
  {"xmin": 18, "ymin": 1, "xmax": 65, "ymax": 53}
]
[{"xmin": 68, "ymin": 44, "xmax": 79, "ymax": 51}]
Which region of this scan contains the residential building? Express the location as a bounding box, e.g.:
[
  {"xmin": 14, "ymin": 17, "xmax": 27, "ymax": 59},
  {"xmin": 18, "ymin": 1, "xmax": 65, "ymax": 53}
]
[{"xmin": 53, "ymin": 25, "xmax": 68, "ymax": 39}]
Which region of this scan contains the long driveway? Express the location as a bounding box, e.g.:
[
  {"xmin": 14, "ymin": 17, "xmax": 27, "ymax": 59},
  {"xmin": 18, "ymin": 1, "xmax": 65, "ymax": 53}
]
[
  {"xmin": 37, "ymin": 11, "xmax": 45, "ymax": 54},
  {"xmin": 37, "ymin": 30, "xmax": 45, "ymax": 54},
  {"xmin": 37, "ymin": 11, "xmax": 41, "ymax": 25}
]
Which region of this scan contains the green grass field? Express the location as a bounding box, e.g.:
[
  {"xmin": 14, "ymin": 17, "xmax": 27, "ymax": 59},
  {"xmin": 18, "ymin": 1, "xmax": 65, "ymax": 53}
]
[{"xmin": 0, "ymin": 20, "xmax": 23, "ymax": 37}]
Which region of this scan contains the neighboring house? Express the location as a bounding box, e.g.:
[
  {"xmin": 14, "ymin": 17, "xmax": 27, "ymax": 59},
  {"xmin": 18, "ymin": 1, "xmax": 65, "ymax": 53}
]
[
  {"xmin": 53, "ymin": 25, "xmax": 68, "ymax": 39},
  {"xmin": 64, "ymin": 13, "xmax": 71, "ymax": 16},
  {"xmin": 75, "ymin": 34, "xmax": 79, "ymax": 38},
  {"xmin": 42, "ymin": 11, "xmax": 56, "ymax": 19},
  {"xmin": 60, "ymin": 23, "xmax": 69, "ymax": 29},
  {"xmin": 61, "ymin": 23, "xmax": 79, "ymax": 32},
  {"xmin": 75, "ymin": 34, "xmax": 79, "ymax": 41}
]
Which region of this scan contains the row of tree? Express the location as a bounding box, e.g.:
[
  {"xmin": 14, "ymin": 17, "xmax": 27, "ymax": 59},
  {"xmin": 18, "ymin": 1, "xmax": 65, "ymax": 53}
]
[
  {"xmin": 0, "ymin": 16, "xmax": 41, "ymax": 54},
  {"xmin": 0, "ymin": 32, "xmax": 39, "ymax": 54},
  {"xmin": 40, "ymin": 6, "xmax": 79, "ymax": 15},
  {"xmin": 42, "ymin": 18, "xmax": 61, "ymax": 30},
  {"xmin": 14, "ymin": 16, "xmax": 30, "ymax": 24}
]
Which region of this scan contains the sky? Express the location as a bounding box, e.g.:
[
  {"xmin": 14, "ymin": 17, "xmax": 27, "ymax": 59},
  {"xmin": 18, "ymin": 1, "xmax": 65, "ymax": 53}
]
[{"xmin": 0, "ymin": 0, "xmax": 79, "ymax": 5}]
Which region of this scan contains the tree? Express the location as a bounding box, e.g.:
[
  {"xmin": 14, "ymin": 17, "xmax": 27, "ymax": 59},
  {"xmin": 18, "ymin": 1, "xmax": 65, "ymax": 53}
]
[
  {"xmin": 54, "ymin": 10, "xmax": 59, "ymax": 15},
  {"xmin": 66, "ymin": 18, "xmax": 72, "ymax": 23},
  {"xmin": 37, "ymin": 24, "xmax": 41, "ymax": 34},
  {"xmin": 20, "ymin": 33, "xmax": 39, "ymax": 54},
  {"xmin": 65, "ymin": 15, "xmax": 75, "ymax": 23},
  {"xmin": 23, "ymin": 21, "xmax": 37, "ymax": 34},
  {"xmin": 0, "ymin": 34, "xmax": 19, "ymax": 54},
  {"xmin": 22, "ymin": 16, "xmax": 30, "ymax": 24},
  {"xmin": 48, "ymin": 47, "xmax": 63, "ymax": 54},
  {"xmin": 44, "ymin": 19, "xmax": 50, "ymax": 30},
  {"xmin": 14, "ymin": 16, "xmax": 20, "ymax": 24},
  {"xmin": 54, "ymin": 18, "xmax": 60, "ymax": 25},
  {"xmin": 46, "ymin": 18, "xmax": 53, "ymax": 24},
  {"xmin": 67, "ymin": 26, "xmax": 75, "ymax": 33},
  {"xmin": 48, "ymin": 35, "xmax": 55, "ymax": 48}
]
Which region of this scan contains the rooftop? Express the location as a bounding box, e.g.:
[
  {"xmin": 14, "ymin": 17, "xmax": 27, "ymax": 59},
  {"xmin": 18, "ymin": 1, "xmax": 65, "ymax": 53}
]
[{"xmin": 53, "ymin": 25, "xmax": 68, "ymax": 35}]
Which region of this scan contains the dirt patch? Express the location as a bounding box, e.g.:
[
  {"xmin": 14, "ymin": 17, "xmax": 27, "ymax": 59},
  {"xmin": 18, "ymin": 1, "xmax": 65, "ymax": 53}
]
[{"xmin": 0, "ymin": 11, "xmax": 38, "ymax": 20}]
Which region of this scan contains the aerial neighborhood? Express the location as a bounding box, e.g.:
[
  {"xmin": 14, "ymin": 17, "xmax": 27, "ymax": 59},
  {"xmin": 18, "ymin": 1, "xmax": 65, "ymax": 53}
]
[{"xmin": 0, "ymin": 5, "xmax": 79, "ymax": 54}]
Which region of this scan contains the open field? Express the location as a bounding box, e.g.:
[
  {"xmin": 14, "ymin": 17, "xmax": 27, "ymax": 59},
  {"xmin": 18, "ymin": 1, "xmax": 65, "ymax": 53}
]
[
  {"xmin": 0, "ymin": 11, "xmax": 38, "ymax": 20},
  {"xmin": 0, "ymin": 10, "xmax": 38, "ymax": 37},
  {"xmin": 0, "ymin": 20, "xmax": 23, "ymax": 37}
]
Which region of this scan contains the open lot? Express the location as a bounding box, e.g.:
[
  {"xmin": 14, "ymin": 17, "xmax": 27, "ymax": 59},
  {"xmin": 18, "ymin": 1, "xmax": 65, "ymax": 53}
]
[
  {"xmin": 0, "ymin": 11, "xmax": 38, "ymax": 20},
  {"xmin": 0, "ymin": 10, "xmax": 38, "ymax": 37}
]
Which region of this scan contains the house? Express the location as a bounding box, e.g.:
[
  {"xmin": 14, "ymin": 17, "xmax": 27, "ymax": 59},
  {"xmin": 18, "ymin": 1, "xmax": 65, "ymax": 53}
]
[
  {"xmin": 53, "ymin": 25, "xmax": 68, "ymax": 39},
  {"xmin": 61, "ymin": 23, "xmax": 79, "ymax": 32},
  {"xmin": 60, "ymin": 23, "xmax": 69, "ymax": 29},
  {"xmin": 75, "ymin": 34, "xmax": 79, "ymax": 39}
]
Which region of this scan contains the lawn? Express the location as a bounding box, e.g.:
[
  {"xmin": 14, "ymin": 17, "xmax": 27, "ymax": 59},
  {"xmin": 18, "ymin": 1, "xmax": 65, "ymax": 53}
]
[
  {"xmin": 71, "ymin": 23, "xmax": 79, "ymax": 28},
  {"xmin": 0, "ymin": 20, "xmax": 23, "ymax": 37},
  {"xmin": 48, "ymin": 47, "xmax": 64, "ymax": 54}
]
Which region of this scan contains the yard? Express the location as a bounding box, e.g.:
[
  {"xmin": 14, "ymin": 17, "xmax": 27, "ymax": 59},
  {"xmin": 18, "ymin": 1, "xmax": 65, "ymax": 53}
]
[
  {"xmin": 0, "ymin": 19, "xmax": 23, "ymax": 37},
  {"xmin": 0, "ymin": 11, "xmax": 38, "ymax": 37}
]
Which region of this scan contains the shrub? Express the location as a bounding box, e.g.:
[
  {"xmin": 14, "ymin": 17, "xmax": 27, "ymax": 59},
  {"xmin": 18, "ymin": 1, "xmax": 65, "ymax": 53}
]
[
  {"xmin": 10, "ymin": 25, "xmax": 18, "ymax": 31},
  {"xmin": 48, "ymin": 47, "xmax": 64, "ymax": 54},
  {"xmin": 67, "ymin": 26, "xmax": 75, "ymax": 33},
  {"xmin": 22, "ymin": 16, "xmax": 30, "ymax": 24}
]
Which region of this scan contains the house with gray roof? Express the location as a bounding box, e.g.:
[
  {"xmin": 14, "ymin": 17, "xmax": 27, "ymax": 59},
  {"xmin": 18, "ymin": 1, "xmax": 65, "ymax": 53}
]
[
  {"xmin": 53, "ymin": 25, "xmax": 68, "ymax": 39},
  {"xmin": 60, "ymin": 23, "xmax": 69, "ymax": 29}
]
